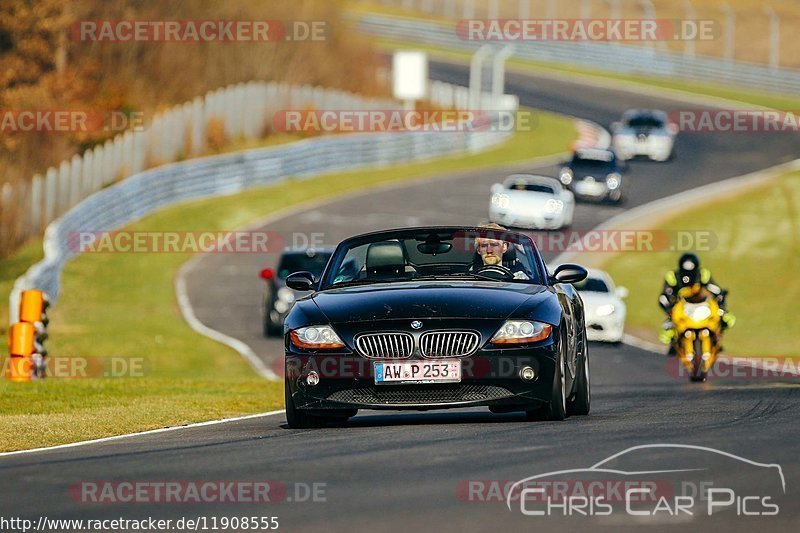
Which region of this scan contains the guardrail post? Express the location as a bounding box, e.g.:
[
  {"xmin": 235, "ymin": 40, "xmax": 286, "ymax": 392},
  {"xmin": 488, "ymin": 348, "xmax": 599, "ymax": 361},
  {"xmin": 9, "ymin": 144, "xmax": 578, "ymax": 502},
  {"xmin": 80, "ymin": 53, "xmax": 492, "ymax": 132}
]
[
  {"xmin": 44, "ymin": 168, "xmax": 57, "ymax": 226},
  {"xmin": 720, "ymin": 2, "xmax": 735, "ymax": 63},
  {"xmin": 682, "ymin": 0, "xmax": 696, "ymax": 58},
  {"xmin": 517, "ymin": 0, "xmax": 529, "ymax": 19},
  {"xmin": 492, "ymin": 45, "xmax": 516, "ymax": 104},
  {"xmin": 30, "ymin": 174, "xmax": 43, "ymax": 232},
  {"xmin": 764, "ymin": 6, "xmax": 779, "ymax": 69},
  {"xmin": 68, "ymin": 154, "xmax": 82, "ymax": 209},
  {"xmin": 463, "ymin": 0, "xmax": 475, "ymax": 19},
  {"xmin": 546, "ymin": 0, "xmax": 555, "ymax": 20},
  {"xmin": 488, "ymin": 0, "xmax": 499, "ymax": 19},
  {"xmin": 580, "ymin": 0, "xmax": 591, "ymax": 18},
  {"xmin": 469, "ymin": 44, "xmax": 494, "ymax": 109},
  {"xmin": 444, "ymin": 0, "xmax": 457, "ymax": 19}
]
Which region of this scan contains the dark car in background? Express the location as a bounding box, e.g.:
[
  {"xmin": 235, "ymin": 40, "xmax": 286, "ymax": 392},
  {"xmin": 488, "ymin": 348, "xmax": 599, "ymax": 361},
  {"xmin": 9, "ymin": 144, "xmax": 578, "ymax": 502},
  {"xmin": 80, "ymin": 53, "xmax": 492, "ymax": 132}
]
[
  {"xmin": 559, "ymin": 148, "xmax": 627, "ymax": 203},
  {"xmin": 260, "ymin": 247, "xmax": 333, "ymax": 336},
  {"xmin": 282, "ymin": 226, "xmax": 590, "ymax": 428}
]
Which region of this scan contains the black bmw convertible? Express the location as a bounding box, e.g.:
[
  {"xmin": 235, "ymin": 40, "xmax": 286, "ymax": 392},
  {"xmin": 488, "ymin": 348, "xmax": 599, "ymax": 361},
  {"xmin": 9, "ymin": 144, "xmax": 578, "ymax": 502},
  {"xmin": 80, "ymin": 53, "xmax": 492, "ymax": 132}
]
[{"xmin": 283, "ymin": 226, "xmax": 590, "ymax": 428}]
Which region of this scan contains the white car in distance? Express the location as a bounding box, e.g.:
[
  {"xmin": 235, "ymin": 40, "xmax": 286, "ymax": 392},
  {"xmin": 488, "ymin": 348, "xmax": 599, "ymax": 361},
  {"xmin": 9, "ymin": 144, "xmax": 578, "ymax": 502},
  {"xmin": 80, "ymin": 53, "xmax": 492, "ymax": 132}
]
[
  {"xmin": 573, "ymin": 269, "xmax": 628, "ymax": 343},
  {"xmin": 489, "ymin": 174, "xmax": 575, "ymax": 230},
  {"xmin": 611, "ymin": 109, "xmax": 678, "ymax": 162}
]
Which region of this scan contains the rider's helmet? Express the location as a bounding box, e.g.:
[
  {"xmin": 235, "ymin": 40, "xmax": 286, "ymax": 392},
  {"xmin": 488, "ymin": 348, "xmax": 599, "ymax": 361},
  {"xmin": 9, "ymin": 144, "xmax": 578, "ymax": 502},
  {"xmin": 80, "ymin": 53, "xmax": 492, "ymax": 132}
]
[{"xmin": 678, "ymin": 253, "xmax": 700, "ymax": 287}]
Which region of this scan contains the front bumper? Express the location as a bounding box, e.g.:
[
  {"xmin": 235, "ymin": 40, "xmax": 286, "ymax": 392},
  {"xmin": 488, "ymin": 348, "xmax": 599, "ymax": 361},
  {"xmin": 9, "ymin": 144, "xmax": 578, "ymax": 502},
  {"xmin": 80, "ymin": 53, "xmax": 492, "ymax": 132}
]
[
  {"xmin": 286, "ymin": 346, "xmax": 558, "ymax": 411},
  {"xmin": 571, "ymin": 180, "xmax": 616, "ymax": 201},
  {"xmin": 613, "ymin": 138, "xmax": 672, "ymax": 161},
  {"xmin": 585, "ymin": 313, "xmax": 625, "ymax": 342},
  {"xmin": 489, "ymin": 208, "xmax": 567, "ymax": 230}
]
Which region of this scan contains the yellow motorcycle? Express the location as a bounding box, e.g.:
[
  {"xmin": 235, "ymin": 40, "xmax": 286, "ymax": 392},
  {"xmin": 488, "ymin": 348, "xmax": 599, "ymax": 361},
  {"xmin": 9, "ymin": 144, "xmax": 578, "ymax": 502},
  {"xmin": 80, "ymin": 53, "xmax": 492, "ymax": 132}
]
[{"xmin": 669, "ymin": 287, "xmax": 724, "ymax": 382}]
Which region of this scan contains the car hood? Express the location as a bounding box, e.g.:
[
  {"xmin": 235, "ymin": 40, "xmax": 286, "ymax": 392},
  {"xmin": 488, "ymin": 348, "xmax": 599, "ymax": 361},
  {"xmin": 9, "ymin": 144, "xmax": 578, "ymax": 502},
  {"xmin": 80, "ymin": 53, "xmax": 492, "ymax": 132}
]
[
  {"xmin": 503, "ymin": 190, "xmax": 558, "ymax": 209},
  {"xmin": 311, "ymin": 281, "xmax": 552, "ymax": 323},
  {"xmin": 579, "ymin": 292, "xmax": 622, "ymax": 312}
]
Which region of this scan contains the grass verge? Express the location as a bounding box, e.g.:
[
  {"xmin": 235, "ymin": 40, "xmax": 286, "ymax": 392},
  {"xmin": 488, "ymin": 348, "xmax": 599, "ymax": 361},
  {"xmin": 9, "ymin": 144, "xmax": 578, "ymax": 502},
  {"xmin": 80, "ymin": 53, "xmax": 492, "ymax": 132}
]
[
  {"xmin": 602, "ymin": 170, "xmax": 800, "ymax": 357},
  {"xmin": 0, "ymin": 110, "xmax": 576, "ymax": 452}
]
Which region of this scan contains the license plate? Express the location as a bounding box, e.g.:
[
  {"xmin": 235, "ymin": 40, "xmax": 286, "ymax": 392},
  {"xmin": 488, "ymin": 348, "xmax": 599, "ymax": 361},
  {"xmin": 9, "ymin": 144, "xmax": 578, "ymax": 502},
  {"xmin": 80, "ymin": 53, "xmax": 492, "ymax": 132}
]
[
  {"xmin": 575, "ymin": 181, "xmax": 605, "ymax": 195},
  {"xmin": 374, "ymin": 360, "xmax": 461, "ymax": 384}
]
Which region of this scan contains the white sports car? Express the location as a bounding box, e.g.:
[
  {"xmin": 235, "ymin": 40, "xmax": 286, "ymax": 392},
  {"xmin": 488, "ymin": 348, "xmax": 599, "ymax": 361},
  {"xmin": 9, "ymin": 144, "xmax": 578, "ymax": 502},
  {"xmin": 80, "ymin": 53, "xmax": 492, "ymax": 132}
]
[
  {"xmin": 611, "ymin": 109, "xmax": 678, "ymax": 162},
  {"xmin": 573, "ymin": 269, "xmax": 628, "ymax": 343},
  {"xmin": 489, "ymin": 174, "xmax": 575, "ymax": 230}
]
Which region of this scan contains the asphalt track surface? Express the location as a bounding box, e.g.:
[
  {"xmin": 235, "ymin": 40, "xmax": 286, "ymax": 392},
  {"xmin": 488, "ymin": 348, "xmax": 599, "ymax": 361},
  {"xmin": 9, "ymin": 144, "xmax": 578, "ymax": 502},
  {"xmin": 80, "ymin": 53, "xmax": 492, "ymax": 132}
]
[{"xmin": 1, "ymin": 62, "xmax": 798, "ymax": 532}]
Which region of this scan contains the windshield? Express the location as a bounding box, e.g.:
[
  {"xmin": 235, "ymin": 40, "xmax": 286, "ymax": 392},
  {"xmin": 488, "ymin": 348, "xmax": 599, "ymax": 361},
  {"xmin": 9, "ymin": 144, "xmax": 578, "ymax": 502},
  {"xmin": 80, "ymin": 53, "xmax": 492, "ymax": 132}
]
[
  {"xmin": 625, "ymin": 115, "xmax": 665, "ymax": 129},
  {"xmin": 277, "ymin": 251, "xmax": 332, "ymax": 279},
  {"xmin": 320, "ymin": 228, "xmax": 545, "ymax": 288},
  {"xmin": 506, "ymin": 181, "xmax": 557, "ymax": 194},
  {"xmin": 574, "ymin": 277, "xmax": 610, "ymax": 293},
  {"xmin": 570, "ymin": 158, "xmax": 614, "ymax": 173}
]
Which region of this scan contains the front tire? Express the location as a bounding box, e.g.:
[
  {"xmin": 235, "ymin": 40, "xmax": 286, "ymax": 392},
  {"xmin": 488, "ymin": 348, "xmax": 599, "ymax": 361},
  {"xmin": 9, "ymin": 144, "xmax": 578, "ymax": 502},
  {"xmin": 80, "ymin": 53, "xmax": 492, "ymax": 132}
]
[
  {"xmin": 567, "ymin": 330, "xmax": 590, "ymax": 416},
  {"xmin": 284, "ymin": 379, "xmax": 356, "ymax": 428},
  {"xmin": 285, "ymin": 378, "xmax": 325, "ymax": 428},
  {"xmin": 689, "ymin": 337, "xmax": 706, "ymax": 382},
  {"xmin": 526, "ymin": 337, "xmax": 568, "ymax": 421}
]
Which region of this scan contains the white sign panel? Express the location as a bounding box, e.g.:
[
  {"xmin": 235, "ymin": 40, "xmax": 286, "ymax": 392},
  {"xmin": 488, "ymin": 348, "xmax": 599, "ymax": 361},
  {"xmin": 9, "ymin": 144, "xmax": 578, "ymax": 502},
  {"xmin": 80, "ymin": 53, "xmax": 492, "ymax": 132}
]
[{"xmin": 393, "ymin": 51, "xmax": 428, "ymax": 101}]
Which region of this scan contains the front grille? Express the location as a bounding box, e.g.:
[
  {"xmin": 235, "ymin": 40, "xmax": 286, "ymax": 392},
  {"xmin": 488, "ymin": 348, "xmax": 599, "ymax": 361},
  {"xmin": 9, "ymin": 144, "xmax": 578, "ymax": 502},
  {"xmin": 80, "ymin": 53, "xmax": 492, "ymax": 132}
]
[
  {"xmin": 355, "ymin": 332, "xmax": 414, "ymax": 359},
  {"xmin": 327, "ymin": 385, "xmax": 513, "ymax": 405},
  {"xmin": 420, "ymin": 331, "xmax": 480, "ymax": 358}
]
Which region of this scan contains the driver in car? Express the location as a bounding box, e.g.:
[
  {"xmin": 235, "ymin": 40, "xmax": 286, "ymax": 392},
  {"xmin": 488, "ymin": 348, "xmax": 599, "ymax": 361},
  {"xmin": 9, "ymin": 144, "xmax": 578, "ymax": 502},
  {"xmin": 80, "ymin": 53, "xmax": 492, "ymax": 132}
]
[{"xmin": 473, "ymin": 225, "xmax": 530, "ymax": 280}]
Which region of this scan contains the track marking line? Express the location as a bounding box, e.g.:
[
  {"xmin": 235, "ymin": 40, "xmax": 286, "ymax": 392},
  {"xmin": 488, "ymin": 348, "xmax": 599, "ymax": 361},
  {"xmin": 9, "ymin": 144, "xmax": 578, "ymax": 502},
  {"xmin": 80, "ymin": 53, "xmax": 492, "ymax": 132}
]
[{"xmin": 0, "ymin": 409, "xmax": 286, "ymax": 459}]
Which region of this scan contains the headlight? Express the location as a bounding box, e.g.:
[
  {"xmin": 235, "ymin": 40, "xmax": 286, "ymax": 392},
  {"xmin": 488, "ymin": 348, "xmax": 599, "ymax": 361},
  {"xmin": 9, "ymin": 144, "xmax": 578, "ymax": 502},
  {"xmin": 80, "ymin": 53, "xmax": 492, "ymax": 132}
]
[
  {"xmin": 606, "ymin": 173, "xmax": 621, "ymax": 190},
  {"xmin": 490, "ymin": 320, "xmax": 552, "ymax": 345},
  {"xmin": 545, "ymin": 199, "xmax": 564, "ymax": 213},
  {"xmin": 559, "ymin": 168, "xmax": 573, "ymax": 185},
  {"xmin": 290, "ymin": 325, "xmax": 345, "ymax": 349},
  {"xmin": 688, "ymin": 303, "xmax": 711, "ymax": 321},
  {"xmin": 491, "ymin": 193, "xmax": 510, "ymax": 208},
  {"xmin": 277, "ymin": 287, "xmax": 296, "ymax": 303},
  {"xmin": 595, "ymin": 304, "xmax": 615, "ymax": 316}
]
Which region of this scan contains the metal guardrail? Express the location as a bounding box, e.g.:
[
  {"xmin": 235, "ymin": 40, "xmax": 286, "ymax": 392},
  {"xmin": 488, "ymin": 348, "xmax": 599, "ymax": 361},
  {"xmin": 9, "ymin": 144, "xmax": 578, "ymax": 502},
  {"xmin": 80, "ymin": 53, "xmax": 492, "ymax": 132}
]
[
  {"xmin": 9, "ymin": 82, "xmax": 517, "ymax": 323},
  {"xmin": 357, "ymin": 14, "xmax": 800, "ymax": 96},
  {"xmin": 0, "ymin": 82, "xmax": 400, "ymax": 247}
]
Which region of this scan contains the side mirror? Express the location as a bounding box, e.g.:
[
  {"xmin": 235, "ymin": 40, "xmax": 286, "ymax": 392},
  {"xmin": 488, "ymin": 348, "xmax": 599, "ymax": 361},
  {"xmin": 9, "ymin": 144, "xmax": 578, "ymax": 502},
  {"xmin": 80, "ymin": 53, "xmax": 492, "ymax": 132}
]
[
  {"xmin": 611, "ymin": 121, "xmax": 621, "ymax": 132},
  {"xmin": 259, "ymin": 268, "xmax": 275, "ymax": 280},
  {"xmin": 286, "ymin": 271, "xmax": 315, "ymax": 291},
  {"xmin": 550, "ymin": 264, "xmax": 588, "ymax": 284},
  {"xmin": 616, "ymin": 286, "xmax": 629, "ymax": 299},
  {"xmin": 490, "ymin": 183, "xmax": 503, "ymax": 194}
]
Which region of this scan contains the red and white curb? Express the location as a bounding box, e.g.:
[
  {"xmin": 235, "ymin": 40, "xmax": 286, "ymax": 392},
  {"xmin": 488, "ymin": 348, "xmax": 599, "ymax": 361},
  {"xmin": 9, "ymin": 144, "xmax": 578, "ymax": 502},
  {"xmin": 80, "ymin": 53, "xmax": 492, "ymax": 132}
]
[{"xmin": 573, "ymin": 119, "xmax": 611, "ymax": 150}]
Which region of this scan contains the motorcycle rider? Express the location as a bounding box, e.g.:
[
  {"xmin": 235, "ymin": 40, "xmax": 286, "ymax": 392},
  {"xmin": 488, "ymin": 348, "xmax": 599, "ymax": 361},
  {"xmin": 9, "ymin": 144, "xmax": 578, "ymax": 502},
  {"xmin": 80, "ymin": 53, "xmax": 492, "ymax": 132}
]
[{"xmin": 658, "ymin": 253, "xmax": 735, "ymax": 349}]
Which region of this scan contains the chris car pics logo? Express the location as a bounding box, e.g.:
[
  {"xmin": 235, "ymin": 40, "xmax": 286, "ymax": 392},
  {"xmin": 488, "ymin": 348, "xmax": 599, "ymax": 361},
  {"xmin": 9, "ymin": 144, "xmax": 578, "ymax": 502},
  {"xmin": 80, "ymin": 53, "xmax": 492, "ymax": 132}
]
[{"xmin": 505, "ymin": 444, "xmax": 784, "ymax": 519}]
